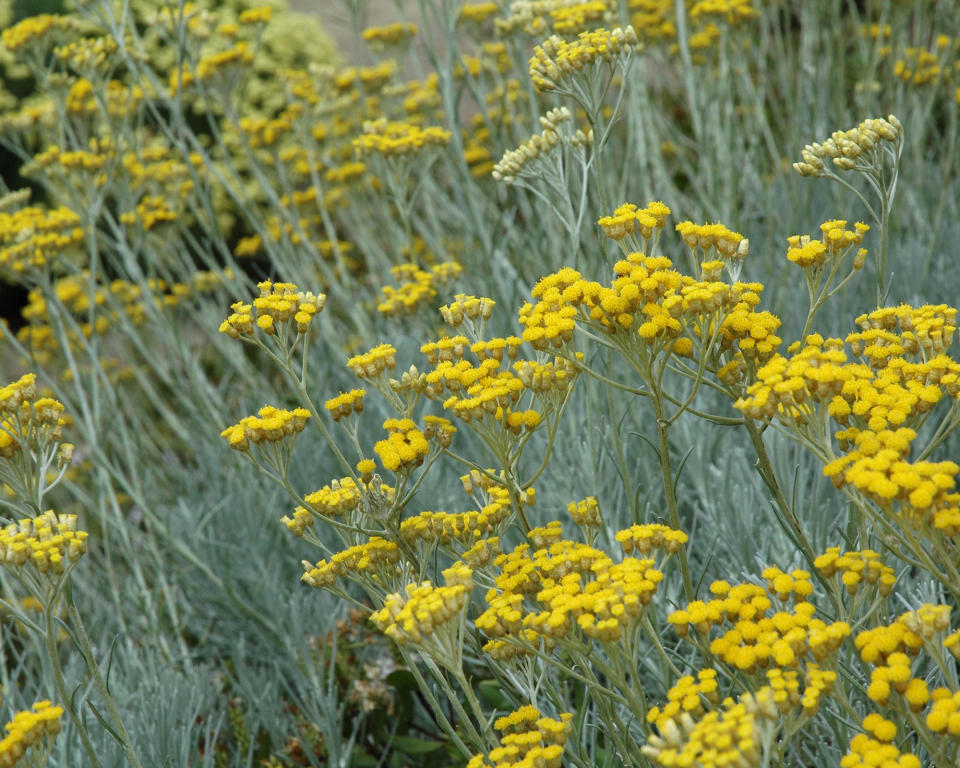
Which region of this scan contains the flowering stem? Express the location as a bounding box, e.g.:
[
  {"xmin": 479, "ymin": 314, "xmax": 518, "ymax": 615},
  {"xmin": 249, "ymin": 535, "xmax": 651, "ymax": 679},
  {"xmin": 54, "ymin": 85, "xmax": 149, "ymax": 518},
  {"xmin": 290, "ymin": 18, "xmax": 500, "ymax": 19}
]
[
  {"xmin": 66, "ymin": 584, "xmax": 145, "ymax": 768},
  {"xmin": 44, "ymin": 591, "xmax": 102, "ymax": 768},
  {"xmin": 653, "ymin": 399, "xmax": 695, "ymax": 603}
]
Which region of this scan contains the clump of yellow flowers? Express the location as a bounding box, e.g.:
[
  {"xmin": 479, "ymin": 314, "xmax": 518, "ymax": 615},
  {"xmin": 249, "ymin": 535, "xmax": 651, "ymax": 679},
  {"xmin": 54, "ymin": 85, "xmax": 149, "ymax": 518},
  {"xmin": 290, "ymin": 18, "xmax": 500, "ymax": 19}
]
[
  {"xmin": 0, "ymin": 701, "xmax": 64, "ymax": 767},
  {"xmin": 0, "ymin": 510, "xmax": 88, "ymax": 576}
]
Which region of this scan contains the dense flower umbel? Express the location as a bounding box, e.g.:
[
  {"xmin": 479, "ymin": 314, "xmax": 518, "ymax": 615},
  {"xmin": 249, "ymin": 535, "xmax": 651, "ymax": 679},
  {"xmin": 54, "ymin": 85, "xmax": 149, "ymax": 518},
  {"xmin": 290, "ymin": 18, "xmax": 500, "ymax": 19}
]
[
  {"xmin": 362, "ymin": 21, "xmax": 418, "ymax": 49},
  {"xmin": 646, "ymin": 668, "xmax": 721, "ymax": 731},
  {"xmin": 347, "ymin": 343, "xmax": 397, "ymax": 379},
  {"xmin": 373, "ymin": 418, "xmax": 430, "ymax": 473},
  {"xmin": 598, "ymin": 200, "xmax": 672, "ymax": 253},
  {"xmin": 220, "ymin": 405, "xmax": 310, "ymax": 451},
  {"xmin": 794, "ymin": 115, "xmax": 903, "ymax": 176},
  {"xmin": 219, "ymin": 280, "xmax": 326, "ymax": 339},
  {"xmin": 0, "ymin": 700, "xmax": 64, "ymax": 766},
  {"xmin": 353, "ymin": 118, "xmax": 451, "ymax": 156},
  {"xmin": 301, "ymin": 537, "xmax": 401, "ymax": 588},
  {"xmin": 467, "ymin": 705, "xmax": 573, "ymax": 768},
  {"xmin": 668, "ymin": 575, "xmax": 850, "ymax": 670},
  {"xmin": 736, "ymin": 307, "xmax": 960, "ymax": 537},
  {"xmin": 529, "ymin": 26, "xmax": 641, "ymax": 93},
  {"xmin": 519, "ymin": 251, "xmax": 780, "ymax": 370},
  {"xmin": 786, "ymin": 219, "xmax": 869, "ymax": 270},
  {"xmin": 0, "ymin": 374, "xmax": 67, "ymax": 460},
  {"xmin": 814, "ymin": 547, "xmax": 896, "ymax": 596},
  {"xmin": 853, "ymin": 605, "xmax": 952, "ymax": 713},
  {"xmin": 477, "ymin": 523, "xmax": 673, "ymax": 652},
  {"xmin": 378, "ymin": 262, "xmax": 461, "ymax": 317},
  {"xmin": 0, "ymin": 205, "xmax": 84, "ymax": 276},
  {"xmin": 298, "ymin": 475, "xmax": 395, "ymax": 521},
  {"xmin": 0, "ymin": 510, "xmax": 88, "ymax": 575},
  {"xmin": 616, "ymin": 523, "xmax": 688, "ymax": 554},
  {"xmin": 642, "ymin": 687, "xmax": 780, "ymax": 768},
  {"xmin": 400, "ymin": 486, "xmax": 512, "ymax": 545},
  {"xmin": 369, "ymin": 572, "xmax": 472, "ymax": 645},
  {"xmin": 841, "ymin": 716, "xmax": 921, "ymax": 768},
  {"xmin": 324, "ymin": 389, "xmax": 366, "ymax": 421}
]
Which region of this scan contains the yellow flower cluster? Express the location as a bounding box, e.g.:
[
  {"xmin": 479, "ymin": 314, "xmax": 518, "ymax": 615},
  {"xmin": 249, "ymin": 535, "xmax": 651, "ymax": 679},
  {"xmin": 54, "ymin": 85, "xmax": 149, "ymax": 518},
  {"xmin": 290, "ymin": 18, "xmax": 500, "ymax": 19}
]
[
  {"xmin": 0, "ymin": 510, "xmax": 88, "ymax": 574},
  {"xmin": 374, "ymin": 418, "xmax": 430, "ymax": 472},
  {"xmin": 735, "ymin": 313, "xmax": 960, "ymax": 526},
  {"xmin": 400, "ymin": 487, "xmax": 512, "ymax": 545},
  {"xmin": 675, "ymin": 220, "xmax": 745, "ymax": 261},
  {"xmin": 0, "ymin": 374, "xmax": 38, "ymax": 412},
  {"xmin": 894, "ymin": 43, "xmax": 948, "ymax": 87},
  {"xmin": 853, "ymin": 606, "xmax": 952, "ymax": 710},
  {"xmin": 118, "ymin": 195, "xmax": 178, "ymax": 231},
  {"xmin": 0, "ymin": 374, "xmax": 67, "ymax": 459},
  {"xmin": 842, "ymin": 716, "xmax": 921, "ymax": 768},
  {"xmin": 825, "ymin": 431, "xmax": 959, "ymax": 527},
  {"xmin": 521, "ymin": 256, "xmax": 777, "ymax": 368},
  {"xmin": 238, "ymin": 6, "xmax": 272, "ymax": 25},
  {"xmin": 463, "ymin": 536, "xmax": 503, "ymax": 568},
  {"xmin": 567, "ymin": 496, "xmax": 601, "ymax": 527},
  {"xmin": 377, "ymin": 262, "xmax": 461, "ymax": 317},
  {"xmin": 220, "ymin": 405, "xmax": 310, "ymax": 451},
  {"xmin": 794, "ymin": 115, "xmax": 903, "ymax": 176},
  {"xmin": 760, "ymin": 565, "xmax": 814, "ymax": 602},
  {"xmin": 467, "ymin": 706, "xmax": 573, "ymax": 768},
  {"xmin": 849, "ymin": 304, "xmax": 957, "ymax": 366},
  {"xmin": 668, "ymin": 577, "xmax": 850, "ymax": 670},
  {"xmin": 646, "ymin": 668, "xmax": 720, "ymax": 731},
  {"xmin": 301, "ymin": 537, "xmax": 401, "ymax": 588},
  {"xmin": 786, "ymin": 219, "xmax": 869, "ymax": 270},
  {"xmin": 615, "ymin": 523, "xmax": 688, "ymax": 554},
  {"xmin": 529, "ymin": 26, "xmax": 640, "ymax": 92},
  {"xmin": 927, "ymin": 689, "xmax": 960, "ymax": 736},
  {"xmin": 642, "ymin": 687, "xmax": 779, "ymax": 768},
  {"xmin": 324, "ymin": 389, "xmax": 366, "ymax": 421},
  {"xmin": 598, "ymin": 200, "xmax": 671, "ymax": 241},
  {"xmin": 814, "ymin": 547, "xmax": 896, "ymax": 596},
  {"xmin": 422, "ymin": 414, "xmax": 458, "ymax": 447},
  {"xmin": 459, "ymin": 2, "xmax": 500, "ymax": 25},
  {"xmin": 347, "ymin": 344, "xmax": 397, "ymax": 379},
  {"xmin": 301, "ymin": 475, "xmax": 393, "ymax": 521},
  {"xmin": 238, "ymin": 110, "xmax": 299, "ymax": 148},
  {"xmin": 800, "ymin": 664, "xmax": 838, "ymax": 715},
  {"xmin": 0, "ymin": 14, "xmax": 71, "ymax": 51},
  {"xmin": 0, "ymin": 701, "xmax": 63, "ymax": 766},
  {"xmin": 689, "ymin": 0, "xmax": 758, "ymax": 24},
  {"xmin": 0, "ymin": 205, "xmax": 84, "ymax": 276},
  {"xmin": 220, "ymin": 281, "xmax": 326, "ymax": 338},
  {"xmin": 354, "ymin": 118, "xmax": 451, "ymax": 156},
  {"xmin": 369, "ymin": 575, "xmax": 472, "ymax": 645},
  {"xmin": 495, "ymin": 0, "xmax": 614, "ymax": 36},
  {"xmin": 413, "ymin": 324, "xmax": 573, "ymax": 437},
  {"xmin": 478, "ymin": 533, "xmax": 665, "ymax": 648},
  {"xmin": 195, "ymin": 42, "xmax": 255, "ymax": 81},
  {"xmin": 65, "ymin": 78, "xmax": 141, "ymax": 119},
  {"xmin": 362, "ymin": 22, "xmax": 418, "ymax": 49},
  {"xmin": 549, "ymin": 0, "xmax": 614, "ymax": 35}
]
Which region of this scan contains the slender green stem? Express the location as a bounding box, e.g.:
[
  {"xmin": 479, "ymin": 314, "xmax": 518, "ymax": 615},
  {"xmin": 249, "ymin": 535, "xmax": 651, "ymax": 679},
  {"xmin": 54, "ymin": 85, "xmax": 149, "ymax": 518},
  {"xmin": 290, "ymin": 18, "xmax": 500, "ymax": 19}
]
[{"xmin": 45, "ymin": 592, "xmax": 103, "ymax": 768}]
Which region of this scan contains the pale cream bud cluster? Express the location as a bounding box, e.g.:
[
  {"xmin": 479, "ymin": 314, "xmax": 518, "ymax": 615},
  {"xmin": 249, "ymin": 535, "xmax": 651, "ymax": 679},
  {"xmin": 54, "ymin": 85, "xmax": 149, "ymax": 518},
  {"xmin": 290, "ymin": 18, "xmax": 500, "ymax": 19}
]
[
  {"xmin": 794, "ymin": 115, "xmax": 902, "ymax": 176},
  {"xmin": 440, "ymin": 294, "xmax": 496, "ymax": 327},
  {"xmin": 492, "ymin": 107, "xmax": 571, "ymax": 182}
]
